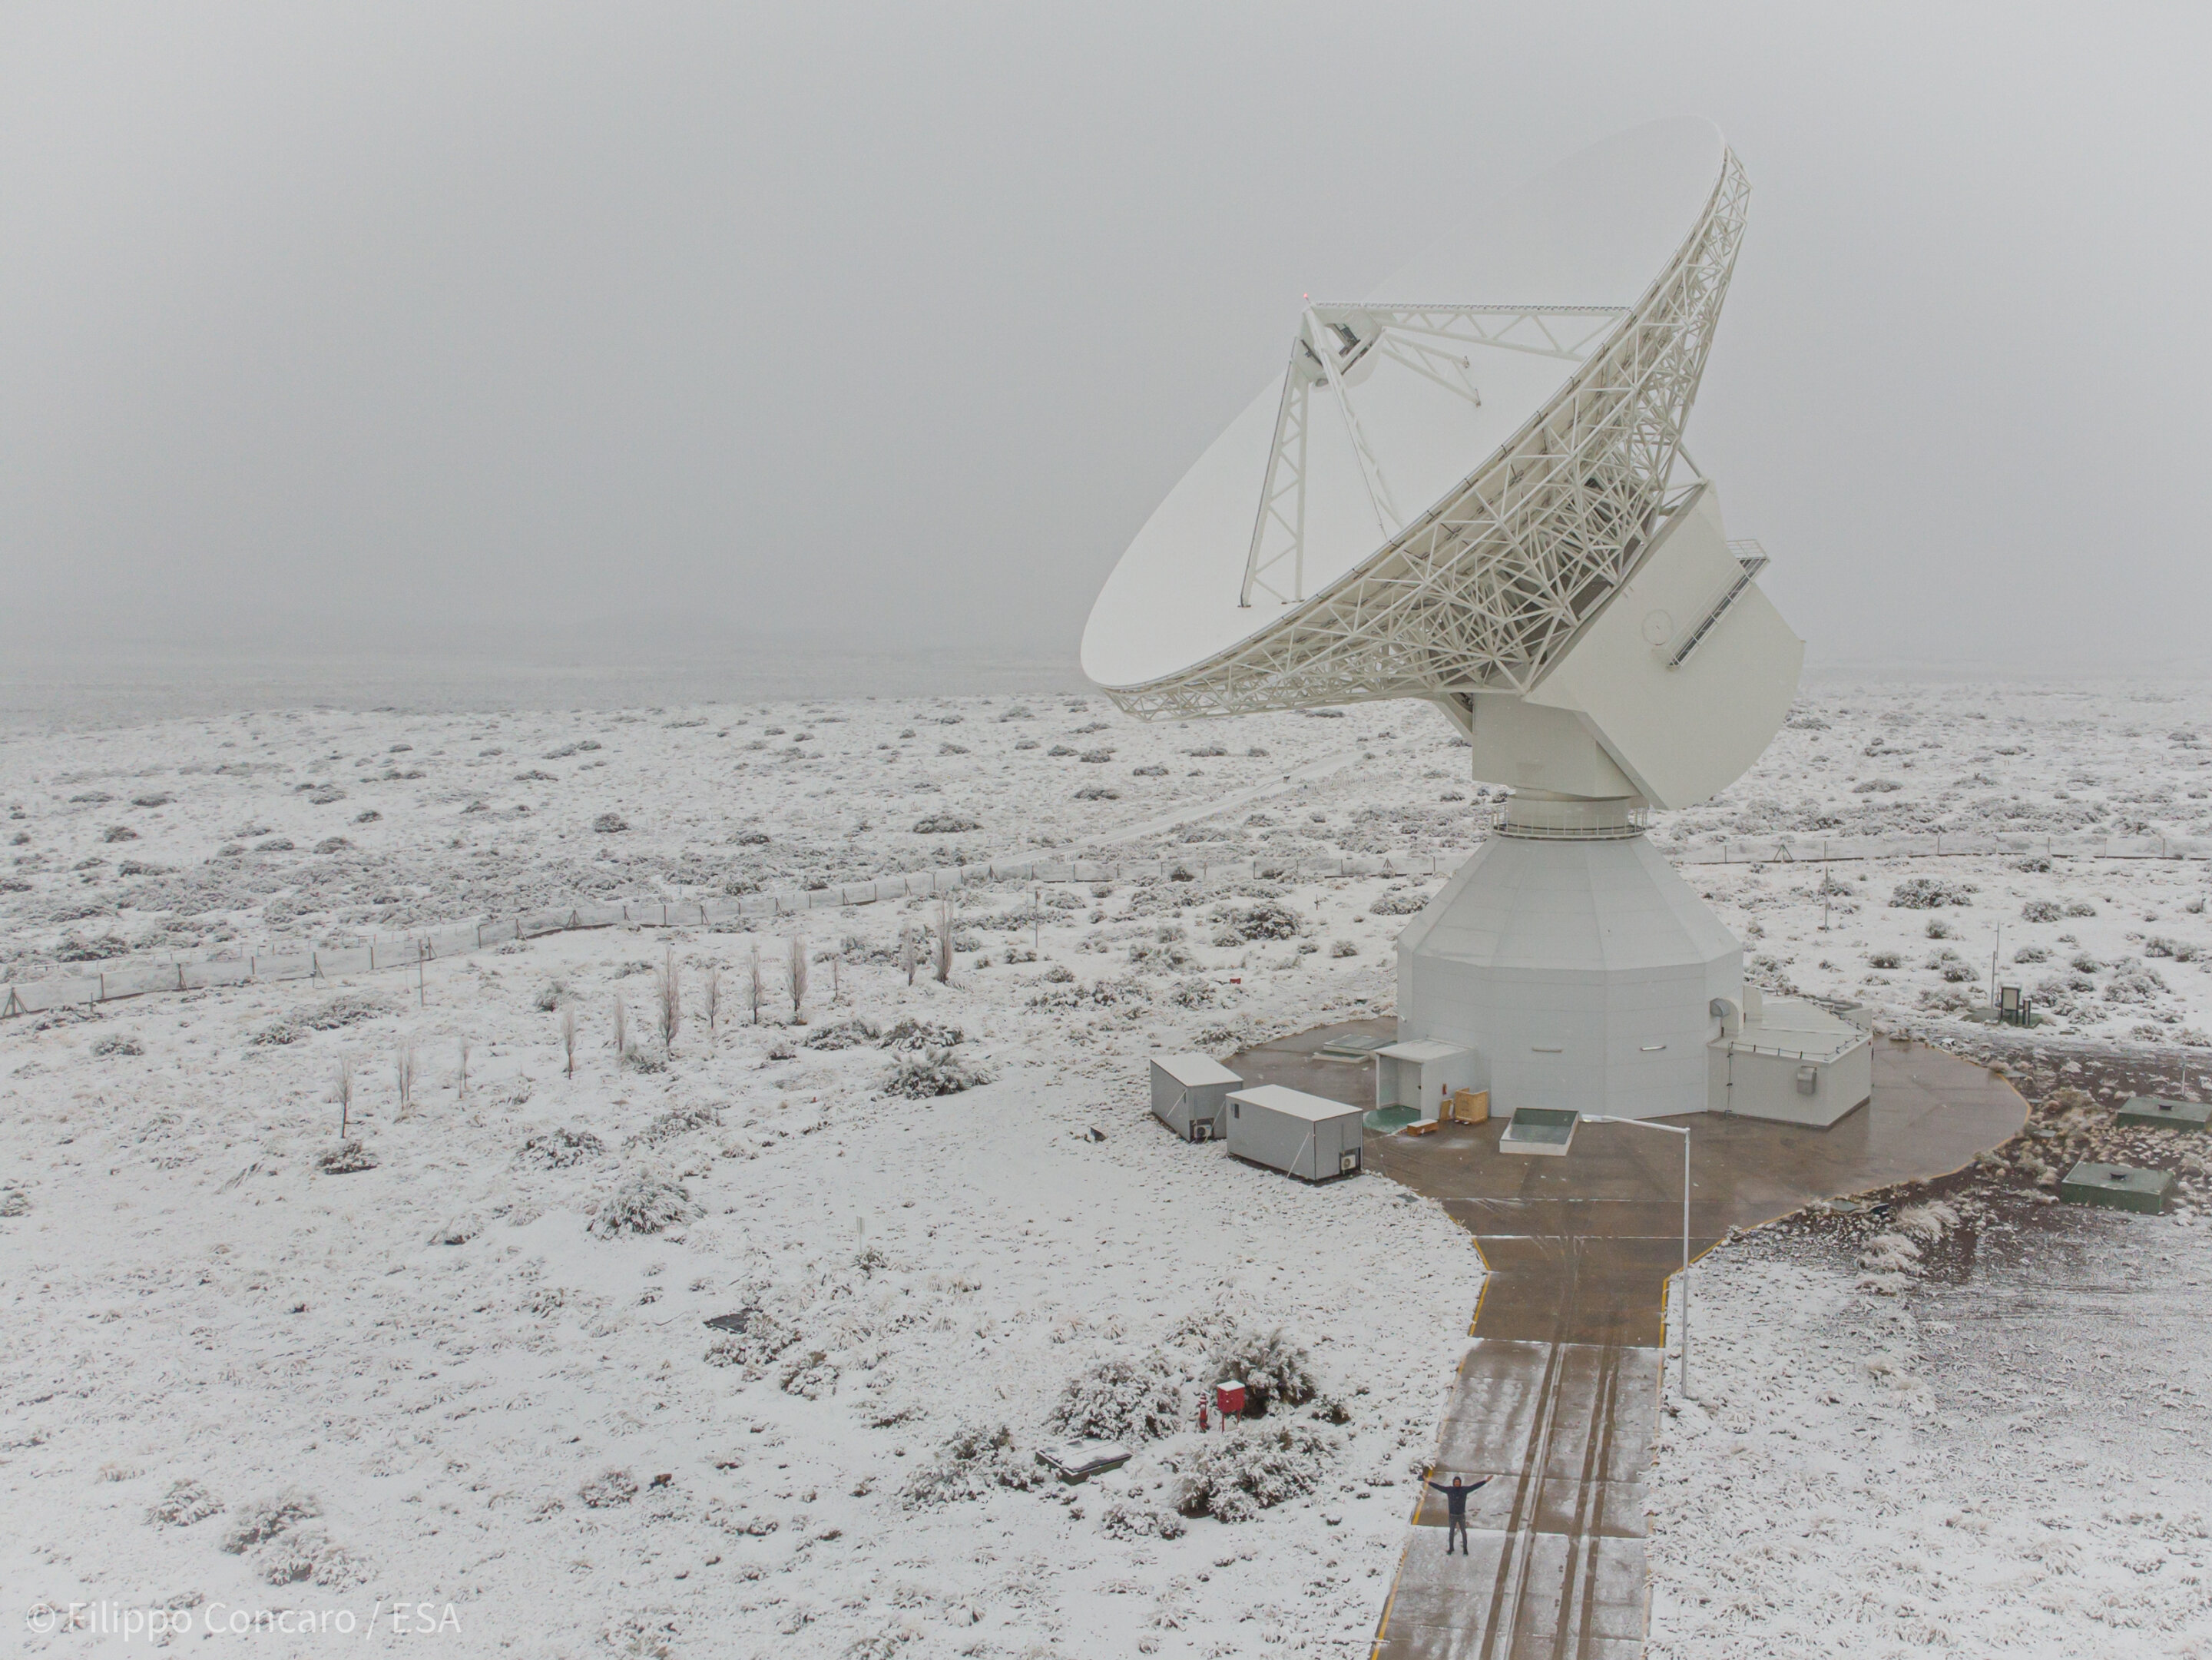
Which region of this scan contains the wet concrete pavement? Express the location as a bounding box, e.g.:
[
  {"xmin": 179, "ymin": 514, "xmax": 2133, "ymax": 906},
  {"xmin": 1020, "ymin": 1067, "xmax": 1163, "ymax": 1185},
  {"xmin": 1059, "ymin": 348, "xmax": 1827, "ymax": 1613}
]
[{"xmin": 1224, "ymin": 1019, "xmax": 2030, "ymax": 1660}]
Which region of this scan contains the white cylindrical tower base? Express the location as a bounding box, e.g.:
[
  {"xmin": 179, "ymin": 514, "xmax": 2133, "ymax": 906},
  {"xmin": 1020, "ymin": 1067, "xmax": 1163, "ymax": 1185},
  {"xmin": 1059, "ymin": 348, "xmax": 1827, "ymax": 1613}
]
[{"xmin": 1394, "ymin": 816, "xmax": 1742, "ymax": 1121}]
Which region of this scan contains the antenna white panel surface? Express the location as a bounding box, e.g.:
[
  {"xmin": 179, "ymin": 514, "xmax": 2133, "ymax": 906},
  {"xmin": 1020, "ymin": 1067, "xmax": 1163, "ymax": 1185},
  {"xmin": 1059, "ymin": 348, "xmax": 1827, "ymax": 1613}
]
[{"xmin": 1081, "ymin": 118, "xmax": 1731, "ymax": 693}]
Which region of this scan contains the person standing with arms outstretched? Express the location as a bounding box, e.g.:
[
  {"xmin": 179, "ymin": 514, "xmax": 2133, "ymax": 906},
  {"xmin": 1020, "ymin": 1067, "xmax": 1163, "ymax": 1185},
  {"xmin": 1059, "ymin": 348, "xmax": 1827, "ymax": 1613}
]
[{"xmin": 1425, "ymin": 1470, "xmax": 1488, "ymax": 1556}]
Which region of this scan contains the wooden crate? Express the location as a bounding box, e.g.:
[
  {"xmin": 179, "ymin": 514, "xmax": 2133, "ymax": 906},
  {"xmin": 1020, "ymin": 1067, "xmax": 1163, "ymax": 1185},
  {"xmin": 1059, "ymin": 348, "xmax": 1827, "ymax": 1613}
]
[{"xmin": 1448, "ymin": 1089, "xmax": 1490, "ymax": 1125}]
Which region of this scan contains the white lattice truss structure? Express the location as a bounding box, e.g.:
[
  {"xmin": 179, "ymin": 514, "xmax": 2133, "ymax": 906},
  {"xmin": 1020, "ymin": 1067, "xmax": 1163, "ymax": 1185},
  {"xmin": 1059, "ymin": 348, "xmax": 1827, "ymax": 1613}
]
[{"xmin": 1105, "ymin": 150, "xmax": 1750, "ymax": 723}]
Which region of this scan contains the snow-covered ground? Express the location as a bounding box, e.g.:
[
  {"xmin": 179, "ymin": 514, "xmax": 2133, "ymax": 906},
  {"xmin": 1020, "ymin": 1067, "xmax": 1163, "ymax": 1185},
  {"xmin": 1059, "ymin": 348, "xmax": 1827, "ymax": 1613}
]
[
  {"xmin": 6, "ymin": 681, "xmax": 2212, "ymax": 1042},
  {"xmin": 1647, "ymin": 1190, "xmax": 2212, "ymax": 1658},
  {"xmin": 6, "ymin": 680, "xmax": 2212, "ymax": 1655}
]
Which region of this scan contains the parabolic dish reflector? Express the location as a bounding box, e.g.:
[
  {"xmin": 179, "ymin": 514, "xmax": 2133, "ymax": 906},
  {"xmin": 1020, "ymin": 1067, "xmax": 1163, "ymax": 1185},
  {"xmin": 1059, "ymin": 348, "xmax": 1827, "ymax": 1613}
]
[{"xmin": 1082, "ymin": 118, "xmax": 1751, "ymax": 718}]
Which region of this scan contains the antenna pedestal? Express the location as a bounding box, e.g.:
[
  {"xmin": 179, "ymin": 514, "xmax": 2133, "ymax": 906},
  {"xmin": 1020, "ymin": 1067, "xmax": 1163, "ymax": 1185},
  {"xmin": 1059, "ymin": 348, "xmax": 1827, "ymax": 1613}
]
[{"xmin": 1392, "ymin": 823, "xmax": 1740, "ymax": 1122}]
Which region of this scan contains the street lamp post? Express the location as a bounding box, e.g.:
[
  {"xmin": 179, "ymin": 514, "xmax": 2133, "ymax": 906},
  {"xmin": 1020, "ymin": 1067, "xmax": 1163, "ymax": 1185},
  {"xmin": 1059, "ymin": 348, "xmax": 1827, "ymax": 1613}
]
[{"xmin": 1582, "ymin": 1115, "xmax": 1692, "ymax": 1398}]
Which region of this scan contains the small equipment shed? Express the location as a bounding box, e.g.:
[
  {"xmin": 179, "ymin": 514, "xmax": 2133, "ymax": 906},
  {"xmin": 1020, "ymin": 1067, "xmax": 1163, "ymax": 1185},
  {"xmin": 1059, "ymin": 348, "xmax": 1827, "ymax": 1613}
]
[
  {"xmin": 1373, "ymin": 1039, "xmax": 1483, "ymax": 1120},
  {"xmin": 1225, "ymin": 1084, "xmax": 1365, "ymax": 1181},
  {"xmin": 1151, "ymin": 1053, "xmax": 1243, "ymax": 1141}
]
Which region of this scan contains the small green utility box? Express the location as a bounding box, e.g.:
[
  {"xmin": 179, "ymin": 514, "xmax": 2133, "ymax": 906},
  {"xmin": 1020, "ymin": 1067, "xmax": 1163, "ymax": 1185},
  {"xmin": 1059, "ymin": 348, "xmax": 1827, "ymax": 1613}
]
[
  {"xmin": 2116, "ymin": 1096, "xmax": 2212, "ymax": 1132},
  {"xmin": 2058, "ymin": 1161, "xmax": 2174, "ymax": 1214}
]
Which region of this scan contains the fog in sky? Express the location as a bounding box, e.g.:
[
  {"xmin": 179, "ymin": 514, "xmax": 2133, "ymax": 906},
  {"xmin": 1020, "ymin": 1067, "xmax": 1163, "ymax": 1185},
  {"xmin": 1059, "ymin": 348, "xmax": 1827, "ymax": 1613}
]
[{"xmin": 5, "ymin": 2, "xmax": 2209, "ymax": 681}]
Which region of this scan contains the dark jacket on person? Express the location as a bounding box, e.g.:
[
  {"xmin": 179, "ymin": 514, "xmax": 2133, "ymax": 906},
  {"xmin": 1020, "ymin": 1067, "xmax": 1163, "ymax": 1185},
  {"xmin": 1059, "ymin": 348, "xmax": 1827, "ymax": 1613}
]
[{"xmin": 1426, "ymin": 1476, "xmax": 1487, "ymax": 1517}]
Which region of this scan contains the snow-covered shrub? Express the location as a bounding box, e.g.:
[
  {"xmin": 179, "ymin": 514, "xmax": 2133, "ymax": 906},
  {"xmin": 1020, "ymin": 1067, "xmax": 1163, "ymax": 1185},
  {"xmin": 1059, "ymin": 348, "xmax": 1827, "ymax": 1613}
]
[
  {"xmin": 1852, "ymin": 778, "xmax": 1905, "ymax": 794},
  {"xmin": 2013, "ymin": 944, "xmax": 2050, "ymax": 963},
  {"xmin": 428, "ymin": 1215, "xmax": 479, "ymax": 1245},
  {"xmin": 901, "ymin": 1425, "xmax": 1038, "ymax": 1508},
  {"xmin": 1327, "ymin": 939, "xmax": 1360, "ymax": 958},
  {"xmin": 1894, "ymin": 1201, "xmax": 1958, "ymax": 1244},
  {"xmin": 533, "ymin": 979, "xmax": 568, "ymax": 1012},
  {"xmin": 147, "ymin": 1479, "xmax": 222, "ymax": 1526},
  {"xmin": 90, "ymin": 1032, "xmax": 144, "ymax": 1056},
  {"xmin": 1098, "ymin": 1498, "xmax": 1187, "ymax": 1540},
  {"xmin": 592, "ymin": 813, "xmax": 628, "ymax": 833},
  {"xmin": 312, "ymin": 837, "xmax": 351, "ymax": 853},
  {"xmin": 1926, "ymin": 919, "xmax": 1956, "ymax": 939},
  {"xmin": 255, "ymin": 1526, "xmax": 365, "ymax": 1587},
  {"xmin": 803, "ymin": 1017, "xmax": 880, "ymax": 1049},
  {"xmin": 1167, "ymin": 977, "xmax": 1218, "ymax": 1008},
  {"xmin": 912, "ymin": 813, "xmax": 982, "ymax": 833},
  {"xmin": 1132, "ymin": 764, "xmax": 1167, "ymax": 777},
  {"xmin": 102, "ymin": 824, "xmax": 139, "ymax": 842},
  {"xmin": 1048, "ymin": 1351, "xmax": 1185, "ymax": 1443},
  {"xmin": 251, "ymin": 992, "xmax": 383, "ymax": 1045},
  {"xmin": 1858, "ymin": 1233, "xmax": 1922, "ymax": 1275},
  {"xmin": 2021, "ymin": 900, "xmax": 2062, "ymax": 922},
  {"xmin": 1207, "ymin": 1326, "xmax": 1319, "ymax": 1410},
  {"xmin": 221, "ymin": 1490, "xmax": 320, "ymax": 1553},
  {"xmin": 2147, "ymin": 936, "xmax": 2201, "ymax": 962},
  {"xmin": 588, "ymin": 1168, "xmax": 695, "ymax": 1238},
  {"xmin": 1074, "ymin": 784, "xmax": 1121, "ymax": 801},
  {"xmin": 316, "ymin": 1141, "xmax": 377, "ymax": 1175},
  {"xmin": 883, "ymin": 1049, "xmax": 992, "ymax": 1098},
  {"xmin": 1217, "ymin": 901, "xmax": 1303, "ymax": 942},
  {"xmin": 518, "ymin": 1127, "xmax": 604, "ymax": 1168},
  {"xmin": 1079, "ymin": 749, "xmax": 1114, "ymax": 764},
  {"xmin": 56, "ymin": 932, "xmax": 129, "ymax": 960},
  {"xmin": 704, "ymin": 1310, "xmax": 796, "ymax": 1377},
  {"xmin": 627, "ymin": 1103, "xmax": 720, "ymax": 1149},
  {"xmin": 880, "ymin": 1017, "xmax": 963, "ymax": 1051},
  {"xmin": 1169, "ymin": 1421, "xmax": 1336, "ymax": 1520},
  {"xmin": 1889, "ymin": 877, "xmax": 1975, "ymax": 909},
  {"xmin": 1867, "ymin": 949, "xmax": 1902, "ymax": 969},
  {"xmin": 2065, "ymin": 900, "xmax": 2098, "ymax": 918},
  {"xmin": 2105, "ymin": 959, "xmax": 2169, "ymax": 1003},
  {"xmin": 578, "ymin": 1468, "xmax": 638, "ymax": 1508},
  {"xmin": 1369, "ymin": 889, "xmax": 1432, "ymax": 916},
  {"xmin": 780, "ymin": 1350, "xmax": 837, "ymax": 1399}
]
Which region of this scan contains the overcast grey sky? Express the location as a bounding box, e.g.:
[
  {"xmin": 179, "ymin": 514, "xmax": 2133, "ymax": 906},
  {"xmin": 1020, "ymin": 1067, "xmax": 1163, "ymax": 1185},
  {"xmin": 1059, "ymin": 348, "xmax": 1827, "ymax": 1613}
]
[{"xmin": 3, "ymin": 2, "xmax": 2208, "ymax": 676}]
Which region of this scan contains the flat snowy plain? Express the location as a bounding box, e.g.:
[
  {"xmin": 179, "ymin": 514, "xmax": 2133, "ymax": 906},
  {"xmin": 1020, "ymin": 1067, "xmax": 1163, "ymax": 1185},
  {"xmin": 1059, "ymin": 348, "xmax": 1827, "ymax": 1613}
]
[{"xmin": 5, "ymin": 680, "xmax": 2212, "ymax": 1656}]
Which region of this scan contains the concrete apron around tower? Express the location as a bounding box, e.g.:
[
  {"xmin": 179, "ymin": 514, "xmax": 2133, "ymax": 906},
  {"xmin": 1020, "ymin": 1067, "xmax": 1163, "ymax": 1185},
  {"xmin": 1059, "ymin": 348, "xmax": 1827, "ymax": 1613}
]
[{"xmin": 1224, "ymin": 1023, "xmax": 2028, "ymax": 1660}]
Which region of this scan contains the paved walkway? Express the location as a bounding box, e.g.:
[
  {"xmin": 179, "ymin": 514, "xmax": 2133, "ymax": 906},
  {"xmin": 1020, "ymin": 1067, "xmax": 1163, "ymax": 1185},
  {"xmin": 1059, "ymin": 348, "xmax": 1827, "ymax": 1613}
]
[{"xmin": 1226, "ymin": 1022, "xmax": 2028, "ymax": 1660}]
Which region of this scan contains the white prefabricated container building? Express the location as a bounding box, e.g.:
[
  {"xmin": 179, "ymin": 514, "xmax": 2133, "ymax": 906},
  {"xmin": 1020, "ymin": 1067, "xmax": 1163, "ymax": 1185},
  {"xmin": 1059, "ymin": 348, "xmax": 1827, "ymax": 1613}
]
[
  {"xmin": 1150, "ymin": 1053, "xmax": 1243, "ymax": 1141},
  {"xmin": 1225, "ymin": 1085, "xmax": 1365, "ymax": 1182},
  {"xmin": 1373, "ymin": 1039, "xmax": 1482, "ymax": 1119}
]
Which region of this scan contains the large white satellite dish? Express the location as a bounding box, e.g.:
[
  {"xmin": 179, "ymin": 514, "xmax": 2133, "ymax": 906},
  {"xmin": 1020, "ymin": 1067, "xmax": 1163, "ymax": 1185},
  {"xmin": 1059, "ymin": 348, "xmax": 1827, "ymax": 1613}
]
[
  {"xmin": 1084, "ymin": 121, "xmax": 1859, "ymax": 1125},
  {"xmin": 1083, "ymin": 116, "xmax": 1800, "ymax": 814}
]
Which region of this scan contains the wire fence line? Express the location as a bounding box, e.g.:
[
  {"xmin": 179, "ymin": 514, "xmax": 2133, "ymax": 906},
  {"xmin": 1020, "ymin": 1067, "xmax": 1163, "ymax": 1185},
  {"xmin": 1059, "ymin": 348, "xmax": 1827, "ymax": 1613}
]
[{"xmin": 5, "ymin": 828, "xmax": 2209, "ymax": 1019}]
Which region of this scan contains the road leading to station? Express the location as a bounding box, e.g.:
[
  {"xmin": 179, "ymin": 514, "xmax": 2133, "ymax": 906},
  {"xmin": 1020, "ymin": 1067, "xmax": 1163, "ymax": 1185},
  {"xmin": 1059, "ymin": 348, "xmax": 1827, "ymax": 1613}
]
[{"xmin": 1226, "ymin": 1024, "xmax": 2028, "ymax": 1660}]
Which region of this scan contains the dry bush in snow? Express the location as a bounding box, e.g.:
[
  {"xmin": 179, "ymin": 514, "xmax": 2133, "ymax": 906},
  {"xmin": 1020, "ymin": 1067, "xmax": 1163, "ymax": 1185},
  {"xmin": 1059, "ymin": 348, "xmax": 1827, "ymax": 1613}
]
[
  {"xmin": 626, "ymin": 1102, "xmax": 720, "ymax": 1150},
  {"xmin": 316, "ymin": 1141, "xmax": 377, "ymax": 1175},
  {"xmin": 255, "ymin": 1527, "xmax": 366, "ymax": 1588},
  {"xmin": 1048, "ymin": 1351, "xmax": 1186, "ymax": 1442},
  {"xmin": 588, "ymin": 1167, "xmax": 695, "ymax": 1238},
  {"xmin": 220, "ymin": 1489, "xmax": 320, "ymax": 1553},
  {"xmin": 883, "ymin": 1049, "xmax": 992, "ymax": 1099},
  {"xmin": 901, "ymin": 1424, "xmax": 1039, "ymax": 1508},
  {"xmin": 803, "ymin": 1016, "xmax": 880, "ymax": 1050},
  {"xmin": 147, "ymin": 1479, "xmax": 221, "ymax": 1526},
  {"xmin": 880, "ymin": 1017, "xmax": 963, "ymax": 1051},
  {"xmin": 1207, "ymin": 1325, "xmax": 1320, "ymax": 1410},
  {"xmin": 517, "ymin": 1127, "xmax": 604, "ymax": 1168},
  {"xmin": 578, "ymin": 1468, "xmax": 638, "ymax": 1508},
  {"xmin": 1889, "ymin": 876, "xmax": 1976, "ymax": 909},
  {"xmin": 1169, "ymin": 1420, "xmax": 1337, "ymax": 1521}
]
